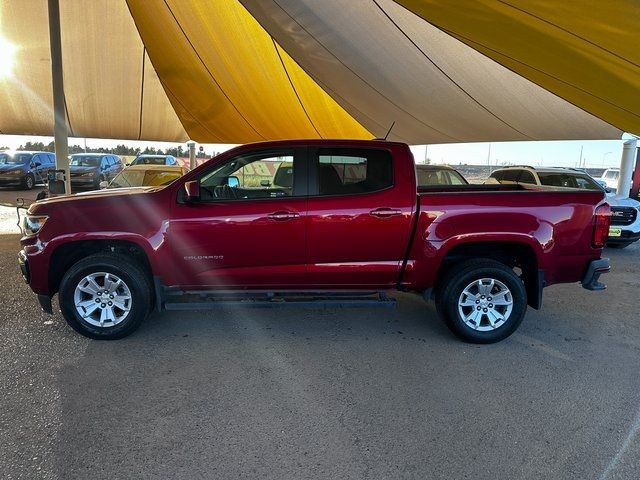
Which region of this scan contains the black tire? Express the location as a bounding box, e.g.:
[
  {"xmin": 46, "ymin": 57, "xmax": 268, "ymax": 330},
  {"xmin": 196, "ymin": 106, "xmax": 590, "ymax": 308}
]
[
  {"xmin": 606, "ymin": 242, "xmax": 630, "ymax": 249},
  {"xmin": 23, "ymin": 173, "xmax": 35, "ymax": 190},
  {"xmin": 58, "ymin": 253, "xmax": 152, "ymax": 339},
  {"xmin": 435, "ymin": 259, "xmax": 527, "ymax": 344}
]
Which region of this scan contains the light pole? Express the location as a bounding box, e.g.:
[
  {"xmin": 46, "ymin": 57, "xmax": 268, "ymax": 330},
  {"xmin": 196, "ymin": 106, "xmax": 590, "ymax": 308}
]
[
  {"xmin": 187, "ymin": 141, "xmax": 196, "ymax": 169},
  {"xmin": 602, "ymin": 151, "xmax": 613, "ymax": 166}
]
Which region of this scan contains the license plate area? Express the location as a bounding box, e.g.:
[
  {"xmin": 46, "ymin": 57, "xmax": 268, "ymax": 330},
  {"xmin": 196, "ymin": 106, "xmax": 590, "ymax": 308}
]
[{"xmin": 609, "ymin": 227, "xmax": 622, "ymax": 237}]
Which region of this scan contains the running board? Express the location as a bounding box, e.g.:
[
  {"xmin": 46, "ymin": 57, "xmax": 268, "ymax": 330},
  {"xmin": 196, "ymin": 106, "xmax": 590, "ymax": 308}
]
[{"xmin": 163, "ymin": 291, "xmax": 396, "ymax": 311}]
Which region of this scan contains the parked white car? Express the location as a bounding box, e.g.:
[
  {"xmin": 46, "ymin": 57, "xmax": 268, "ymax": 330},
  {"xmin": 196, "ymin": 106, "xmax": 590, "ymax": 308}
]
[
  {"xmin": 487, "ymin": 166, "xmax": 640, "ymax": 248},
  {"xmin": 600, "ymin": 168, "xmax": 620, "ymax": 193}
]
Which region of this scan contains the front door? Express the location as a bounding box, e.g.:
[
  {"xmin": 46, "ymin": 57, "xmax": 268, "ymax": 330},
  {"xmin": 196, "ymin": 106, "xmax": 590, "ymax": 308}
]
[
  {"xmin": 305, "ymin": 146, "xmax": 415, "ymax": 288},
  {"xmin": 168, "ymin": 147, "xmax": 308, "ymax": 289}
]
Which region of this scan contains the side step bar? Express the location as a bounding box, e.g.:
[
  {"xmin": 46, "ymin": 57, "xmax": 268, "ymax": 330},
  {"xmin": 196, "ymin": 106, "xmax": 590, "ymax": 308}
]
[{"xmin": 162, "ymin": 291, "xmax": 397, "ymax": 311}]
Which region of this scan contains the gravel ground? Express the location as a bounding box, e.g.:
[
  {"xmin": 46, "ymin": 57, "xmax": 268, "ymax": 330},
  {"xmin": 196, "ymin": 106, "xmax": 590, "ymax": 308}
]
[{"xmin": 0, "ymin": 233, "xmax": 639, "ymax": 480}]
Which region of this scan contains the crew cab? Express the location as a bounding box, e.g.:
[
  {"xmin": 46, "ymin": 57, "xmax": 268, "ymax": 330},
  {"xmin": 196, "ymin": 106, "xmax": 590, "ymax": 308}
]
[{"xmin": 18, "ymin": 140, "xmax": 611, "ymax": 343}]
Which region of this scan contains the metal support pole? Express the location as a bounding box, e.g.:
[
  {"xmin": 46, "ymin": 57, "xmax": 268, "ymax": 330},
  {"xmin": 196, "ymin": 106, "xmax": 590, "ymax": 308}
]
[
  {"xmin": 48, "ymin": 0, "xmax": 71, "ymax": 195},
  {"xmin": 617, "ymin": 139, "xmax": 636, "ymax": 197},
  {"xmin": 187, "ymin": 141, "xmax": 196, "ymax": 170}
]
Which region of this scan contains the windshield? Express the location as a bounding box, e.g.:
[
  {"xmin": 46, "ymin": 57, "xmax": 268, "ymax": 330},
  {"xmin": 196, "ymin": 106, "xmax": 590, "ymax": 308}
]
[
  {"xmin": 538, "ymin": 172, "xmax": 602, "ymax": 190},
  {"xmin": 0, "ymin": 153, "xmax": 31, "ymax": 165},
  {"xmin": 70, "ymin": 156, "xmax": 100, "ymax": 167},
  {"xmin": 109, "ymin": 169, "xmax": 182, "ymax": 188}
]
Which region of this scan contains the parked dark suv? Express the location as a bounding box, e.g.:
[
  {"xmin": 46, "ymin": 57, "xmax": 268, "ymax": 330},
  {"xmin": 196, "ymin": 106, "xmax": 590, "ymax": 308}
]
[
  {"xmin": 130, "ymin": 154, "xmax": 178, "ymax": 166},
  {"xmin": 69, "ymin": 153, "xmax": 124, "ymax": 189},
  {"xmin": 0, "ymin": 151, "xmax": 55, "ymax": 190}
]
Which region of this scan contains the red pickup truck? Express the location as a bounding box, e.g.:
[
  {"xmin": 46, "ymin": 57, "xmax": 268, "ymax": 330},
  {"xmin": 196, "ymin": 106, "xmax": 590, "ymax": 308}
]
[{"xmin": 18, "ymin": 140, "xmax": 611, "ymax": 343}]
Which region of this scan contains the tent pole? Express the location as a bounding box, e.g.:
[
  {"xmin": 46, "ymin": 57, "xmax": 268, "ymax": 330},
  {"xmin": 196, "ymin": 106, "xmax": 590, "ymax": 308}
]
[
  {"xmin": 187, "ymin": 141, "xmax": 196, "ymax": 169},
  {"xmin": 617, "ymin": 139, "xmax": 636, "ymax": 197},
  {"xmin": 48, "ymin": 0, "xmax": 71, "ymax": 195}
]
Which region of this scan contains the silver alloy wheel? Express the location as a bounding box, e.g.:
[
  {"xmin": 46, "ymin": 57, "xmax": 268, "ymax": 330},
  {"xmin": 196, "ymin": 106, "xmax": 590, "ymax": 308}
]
[
  {"xmin": 25, "ymin": 175, "xmax": 33, "ymax": 189},
  {"xmin": 73, "ymin": 272, "xmax": 132, "ymax": 328},
  {"xmin": 457, "ymin": 278, "xmax": 513, "ymax": 331}
]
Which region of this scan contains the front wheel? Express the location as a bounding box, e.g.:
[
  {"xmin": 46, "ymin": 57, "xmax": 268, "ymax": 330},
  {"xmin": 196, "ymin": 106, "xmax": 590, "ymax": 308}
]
[
  {"xmin": 435, "ymin": 259, "xmax": 527, "ymax": 343},
  {"xmin": 24, "ymin": 173, "xmax": 35, "ymax": 190},
  {"xmin": 58, "ymin": 253, "xmax": 151, "ymax": 339}
]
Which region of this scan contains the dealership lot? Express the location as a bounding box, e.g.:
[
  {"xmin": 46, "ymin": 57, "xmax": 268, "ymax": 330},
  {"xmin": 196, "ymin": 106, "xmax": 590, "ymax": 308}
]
[{"xmin": 1, "ymin": 231, "xmax": 638, "ymax": 479}]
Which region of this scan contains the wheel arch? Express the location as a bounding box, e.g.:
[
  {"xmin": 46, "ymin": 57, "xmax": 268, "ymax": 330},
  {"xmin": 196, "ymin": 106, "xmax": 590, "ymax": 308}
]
[
  {"xmin": 435, "ymin": 240, "xmax": 543, "ymax": 309},
  {"xmin": 48, "ymin": 239, "xmax": 153, "ymax": 296}
]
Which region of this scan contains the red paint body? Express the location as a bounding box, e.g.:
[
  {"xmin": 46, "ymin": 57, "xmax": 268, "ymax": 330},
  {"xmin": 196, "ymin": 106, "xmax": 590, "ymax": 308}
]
[{"xmin": 21, "ymin": 140, "xmax": 608, "ymax": 299}]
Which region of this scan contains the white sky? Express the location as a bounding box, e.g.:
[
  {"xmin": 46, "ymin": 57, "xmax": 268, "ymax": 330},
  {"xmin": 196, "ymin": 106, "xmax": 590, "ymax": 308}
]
[{"xmin": 0, "ymin": 134, "xmax": 633, "ymax": 169}]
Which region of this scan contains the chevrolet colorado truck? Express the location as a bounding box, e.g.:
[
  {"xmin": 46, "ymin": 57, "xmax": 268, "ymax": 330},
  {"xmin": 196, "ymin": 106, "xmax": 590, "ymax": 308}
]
[{"xmin": 18, "ymin": 140, "xmax": 611, "ymax": 343}]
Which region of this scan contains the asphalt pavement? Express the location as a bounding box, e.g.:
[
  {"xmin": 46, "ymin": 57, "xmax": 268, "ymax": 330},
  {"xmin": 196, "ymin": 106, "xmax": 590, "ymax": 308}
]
[{"xmin": 1, "ymin": 233, "xmax": 639, "ymax": 480}]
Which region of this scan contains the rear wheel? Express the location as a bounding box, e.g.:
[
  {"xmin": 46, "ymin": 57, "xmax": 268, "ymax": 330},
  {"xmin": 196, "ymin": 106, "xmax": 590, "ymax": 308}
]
[
  {"xmin": 435, "ymin": 259, "xmax": 527, "ymax": 343},
  {"xmin": 58, "ymin": 253, "xmax": 151, "ymax": 339}
]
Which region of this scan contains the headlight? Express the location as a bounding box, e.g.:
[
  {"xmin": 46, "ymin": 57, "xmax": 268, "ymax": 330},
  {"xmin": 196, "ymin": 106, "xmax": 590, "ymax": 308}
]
[{"xmin": 22, "ymin": 215, "xmax": 48, "ymax": 235}]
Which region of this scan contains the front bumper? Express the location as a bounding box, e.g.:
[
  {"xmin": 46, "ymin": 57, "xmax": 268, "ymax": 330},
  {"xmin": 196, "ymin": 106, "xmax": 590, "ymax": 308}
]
[
  {"xmin": 70, "ymin": 176, "xmax": 98, "ymax": 186},
  {"xmin": 18, "ymin": 250, "xmax": 29, "ymax": 283},
  {"xmin": 0, "ymin": 175, "xmax": 25, "ymax": 186},
  {"xmin": 18, "ymin": 249, "xmax": 53, "ymax": 314},
  {"xmin": 581, "ymin": 258, "xmax": 610, "ymax": 291}
]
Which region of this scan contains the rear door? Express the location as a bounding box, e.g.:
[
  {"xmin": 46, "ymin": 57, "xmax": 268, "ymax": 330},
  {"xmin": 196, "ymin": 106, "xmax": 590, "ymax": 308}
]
[
  {"xmin": 305, "ymin": 145, "xmax": 415, "ymax": 288},
  {"xmin": 167, "ymin": 147, "xmax": 308, "ymax": 288}
]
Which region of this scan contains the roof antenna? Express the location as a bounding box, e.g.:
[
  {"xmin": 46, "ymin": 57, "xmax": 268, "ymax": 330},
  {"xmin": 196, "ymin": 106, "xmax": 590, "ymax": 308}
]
[{"xmin": 375, "ymin": 121, "xmax": 396, "ymax": 141}]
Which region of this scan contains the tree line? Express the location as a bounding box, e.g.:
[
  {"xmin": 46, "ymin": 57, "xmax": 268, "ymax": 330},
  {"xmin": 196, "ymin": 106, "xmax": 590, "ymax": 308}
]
[{"xmin": 5, "ymin": 141, "xmax": 211, "ymax": 158}]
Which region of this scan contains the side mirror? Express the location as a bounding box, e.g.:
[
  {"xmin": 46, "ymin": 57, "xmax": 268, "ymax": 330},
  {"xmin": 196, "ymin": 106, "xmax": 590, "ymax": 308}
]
[
  {"xmin": 99, "ymin": 181, "xmax": 108, "ymax": 189},
  {"xmin": 184, "ymin": 180, "xmax": 200, "ymax": 202},
  {"xmin": 227, "ymin": 176, "xmax": 239, "ymax": 188},
  {"xmin": 33, "ymin": 161, "xmax": 41, "ymax": 167}
]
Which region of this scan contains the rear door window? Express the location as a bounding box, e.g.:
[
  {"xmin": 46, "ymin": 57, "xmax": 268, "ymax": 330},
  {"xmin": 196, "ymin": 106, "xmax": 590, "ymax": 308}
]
[{"xmin": 314, "ymin": 148, "xmax": 393, "ymax": 196}]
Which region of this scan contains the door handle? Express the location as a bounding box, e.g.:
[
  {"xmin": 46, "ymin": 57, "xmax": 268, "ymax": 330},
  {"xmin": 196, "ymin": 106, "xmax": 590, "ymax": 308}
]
[
  {"xmin": 267, "ymin": 211, "xmax": 300, "ymax": 221},
  {"xmin": 369, "ymin": 208, "xmax": 402, "ymax": 218}
]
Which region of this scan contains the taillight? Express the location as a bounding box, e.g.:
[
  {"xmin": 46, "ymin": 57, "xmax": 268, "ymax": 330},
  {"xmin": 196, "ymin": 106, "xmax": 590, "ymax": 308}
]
[{"xmin": 593, "ymin": 203, "xmax": 611, "ymax": 248}]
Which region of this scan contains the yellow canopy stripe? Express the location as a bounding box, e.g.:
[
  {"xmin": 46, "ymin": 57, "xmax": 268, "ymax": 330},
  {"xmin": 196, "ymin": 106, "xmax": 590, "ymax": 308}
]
[
  {"xmin": 394, "ymin": 0, "xmax": 640, "ymax": 135},
  {"xmin": 126, "ymin": 0, "xmax": 371, "ymax": 143}
]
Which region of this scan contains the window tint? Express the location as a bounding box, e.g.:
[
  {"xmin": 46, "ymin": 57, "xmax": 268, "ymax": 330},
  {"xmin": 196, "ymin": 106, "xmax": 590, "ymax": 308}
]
[
  {"xmin": 501, "ymin": 170, "xmax": 520, "ymax": 183},
  {"xmin": 199, "ymin": 150, "xmax": 296, "ymax": 201},
  {"xmin": 417, "ymin": 168, "xmax": 466, "ymax": 186},
  {"xmin": 604, "ymin": 170, "xmax": 619, "ymax": 180},
  {"xmin": 46, "ymin": 153, "xmax": 55, "ymax": 165},
  {"xmin": 518, "ymin": 170, "xmax": 536, "ymax": 184},
  {"xmin": 538, "ymin": 173, "xmax": 601, "ymax": 190},
  {"xmin": 490, "ymin": 171, "xmax": 504, "ymax": 182},
  {"xmin": 316, "ymin": 148, "xmax": 393, "ymax": 196}
]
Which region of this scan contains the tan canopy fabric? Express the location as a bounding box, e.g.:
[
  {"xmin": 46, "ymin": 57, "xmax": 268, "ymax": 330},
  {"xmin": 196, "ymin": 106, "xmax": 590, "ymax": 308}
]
[
  {"xmin": 239, "ymin": 0, "xmax": 622, "ymax": 143},
  {"xmin": 0, "ymin": 0, "xmax": 186, "ymax": 141},
  {"xmin": 395, "ymin": 0, "xmax": 640, "ymax": 138},
  {"xmin": 0, "ymin": 0, "xmax": 631, "ymax": 143}
]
